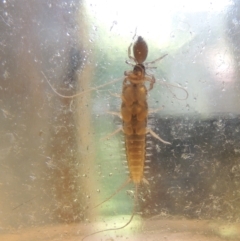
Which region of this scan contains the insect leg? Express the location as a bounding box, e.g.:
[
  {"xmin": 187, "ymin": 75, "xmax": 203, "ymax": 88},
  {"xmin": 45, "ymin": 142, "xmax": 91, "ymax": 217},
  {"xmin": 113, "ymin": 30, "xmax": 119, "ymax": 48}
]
[
  {"xmin": 148, "ymin": 106, "xmax": 164, "ymax": 114},
  {"xmin": 147, "ymin": 128, "xmax": 171, "ymax": 145},
  {"xmin": 108, "ymin": 90, "xmax": 121, "ymax": 98},
  {"xmin": 128, "ymin": 41, "xmax": 137, "ymax": 63},
  {"xmin": 144, "ymin": 75, "xmax": 156, "ymax": 91},
  {"xmin": 106, "ymin": 111, "xmax": 122, "ymax": 118},
  {"xmin": 125, "ymin": 60, "xmax": 135, "ymax": 66},
  {"xmin": 100, "ymin": 110, "xmax": 123, "ymax": 140},
  {"xmin": 144, "ymin": 53, "xmax": 168, "ymax": 66},
  {"xmin": 100, "ymin": 127, "xmax": 122, "ymax": 141}
]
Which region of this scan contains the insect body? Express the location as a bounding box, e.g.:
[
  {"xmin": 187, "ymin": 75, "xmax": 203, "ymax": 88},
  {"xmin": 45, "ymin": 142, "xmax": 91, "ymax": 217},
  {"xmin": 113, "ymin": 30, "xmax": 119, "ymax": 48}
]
[
  {"xmin": 122, "ymin": 36, "xmax": 169, "ymax": 186},
  {"xmin": 120, "ymin": 40, "xmax": 154, "ymax": 238},
  {"xmin": 44, "ymin": 35, "xmax": 186, "ymax": 240},
  {"xmin": 82, "ymin": 36, "xmax": 171, "ymax": 240}
]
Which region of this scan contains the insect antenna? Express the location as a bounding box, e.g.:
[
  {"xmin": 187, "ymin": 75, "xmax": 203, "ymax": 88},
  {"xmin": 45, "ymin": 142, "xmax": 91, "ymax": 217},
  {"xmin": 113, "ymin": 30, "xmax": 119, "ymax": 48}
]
[
  {"xmin": 82, "ymin": 183, "xmax": 139, "ymax": 241},
  {"xmin": 158, "ymin": 78, "xmax": 189, "ymax": 100},
  {"xmin": 42, "ymin": 71, "xmax": 122, "ymax": 99}
]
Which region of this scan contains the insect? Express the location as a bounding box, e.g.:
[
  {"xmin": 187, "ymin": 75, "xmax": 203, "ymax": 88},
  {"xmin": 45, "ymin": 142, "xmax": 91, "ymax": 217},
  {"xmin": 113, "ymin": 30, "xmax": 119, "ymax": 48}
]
[
  {"xmin": 121, "ymin": 35, "xmax": 172, "ymax": 185},
  {"xmin": 80, "ymin": 36, "xmax": 181, "ymax": 240},
  {"xmin": 44, "ymin": 34, "xmax": 188, "ymax": 240}
]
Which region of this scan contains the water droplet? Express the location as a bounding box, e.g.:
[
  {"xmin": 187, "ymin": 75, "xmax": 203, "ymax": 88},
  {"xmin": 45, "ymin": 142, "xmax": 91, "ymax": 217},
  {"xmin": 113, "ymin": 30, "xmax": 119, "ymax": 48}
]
[{"xmin": 92, "ymin": 25, "xmax": 97, "ymax": 31}]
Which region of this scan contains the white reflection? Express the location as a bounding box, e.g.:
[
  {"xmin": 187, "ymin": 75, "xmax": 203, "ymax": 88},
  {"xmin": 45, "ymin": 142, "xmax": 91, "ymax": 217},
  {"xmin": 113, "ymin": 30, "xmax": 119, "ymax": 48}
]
[
  {"xmin": 85, "ymin": 0, "xmax": 231, "ymax": 38},
  {"xmin": 209, "ymin": 50, "xmax": 235, "ymax": 83}
]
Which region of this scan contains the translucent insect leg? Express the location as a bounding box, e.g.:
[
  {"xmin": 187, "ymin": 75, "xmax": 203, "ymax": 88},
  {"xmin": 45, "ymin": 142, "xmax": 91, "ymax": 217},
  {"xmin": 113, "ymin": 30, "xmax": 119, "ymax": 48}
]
[
  {"xmin": 144, "ymin": 74, "xmax": 156, "ymax": 91},
  {"xmin": 108, "ymin": 90, "xmax": 121, "ymax": 98},
  {"xmin": 144, "ymin": 53, "xmax": 168, "ymax": 66},
  {"xmin": 100, "ymin": 127, "xmax": 122, "ymax": 141},
  {"xmin": 127, "ymin": 41, "xmax": 137, "ymax": 64},
  {"xmin": 125, "ymin": 60, "xmax": 136, "ymax": 67},
  {"xmin": 127, "ymin": 28, "xmax": 139, "ymax": 64},
  {"xmin": 147, "ymin": 128, "xmax": 171, "ymax": 145},
  {"xmin": 105, "ymin": 111, "xmax": 122, "ymax": 119},
  {"xmin": 148, "ymin": 106, "xmax": 164, "ymax": 114}
]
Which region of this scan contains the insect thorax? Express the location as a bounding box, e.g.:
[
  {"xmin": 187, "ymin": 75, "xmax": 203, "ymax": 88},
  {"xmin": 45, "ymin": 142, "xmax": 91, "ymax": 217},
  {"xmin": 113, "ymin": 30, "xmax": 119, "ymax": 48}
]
[{"xmin": 133, "ymin": 64, "xmax": 145, "ymax": 77}]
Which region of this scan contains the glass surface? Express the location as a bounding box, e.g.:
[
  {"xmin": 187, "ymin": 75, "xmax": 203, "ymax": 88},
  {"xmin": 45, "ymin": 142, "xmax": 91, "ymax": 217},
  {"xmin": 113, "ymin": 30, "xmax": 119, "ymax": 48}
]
[{"xmin": 0, "ymin": 0, "xmax": 240, "ymax": 240}]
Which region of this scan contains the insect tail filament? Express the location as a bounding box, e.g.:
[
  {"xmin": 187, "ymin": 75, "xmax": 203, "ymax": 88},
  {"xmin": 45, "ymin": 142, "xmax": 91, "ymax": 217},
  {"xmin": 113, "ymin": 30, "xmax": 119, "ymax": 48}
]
[
  {"xmin": 81, "ymin": 184, "xmax": 139, "ymax": 241},
  {"xmin": 92, "ymin": 178, "xmax": 131, "ymax": 210}
]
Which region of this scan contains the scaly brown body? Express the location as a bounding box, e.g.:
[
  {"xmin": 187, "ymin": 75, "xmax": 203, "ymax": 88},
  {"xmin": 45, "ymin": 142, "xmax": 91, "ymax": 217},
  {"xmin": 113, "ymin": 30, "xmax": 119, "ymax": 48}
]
[
  {"xmin": 121, "ymin": 75, "xmax": 148, "ymax": 184},
  {"xmin": 81, "ymin": 37, "xmax": 170, "ymax": 240},
  {"xmin": 122, "ymin": 36, "xmax": 168, "ymax": 185},
  {"xmin": 45, "ymin": 35, "xmax": 170, "ymax": 240}
]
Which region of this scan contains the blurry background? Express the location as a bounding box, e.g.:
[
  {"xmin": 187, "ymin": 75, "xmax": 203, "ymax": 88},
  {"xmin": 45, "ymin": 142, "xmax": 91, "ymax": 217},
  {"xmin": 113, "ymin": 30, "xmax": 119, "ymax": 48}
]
[{"xmin": 0, "ymin": 0, "xmax": 240, "ymax": 240}]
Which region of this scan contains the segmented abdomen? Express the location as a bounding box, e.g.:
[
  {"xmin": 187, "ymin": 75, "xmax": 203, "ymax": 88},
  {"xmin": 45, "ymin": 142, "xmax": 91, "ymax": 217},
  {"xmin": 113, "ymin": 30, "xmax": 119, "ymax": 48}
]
[
  {"xmin": 125, "ymin": 130, "xmax": 146, "ymax": 184},
  {"xmin": 121, "ymin": 83, "xmax": 148, "ymax": 184}
]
